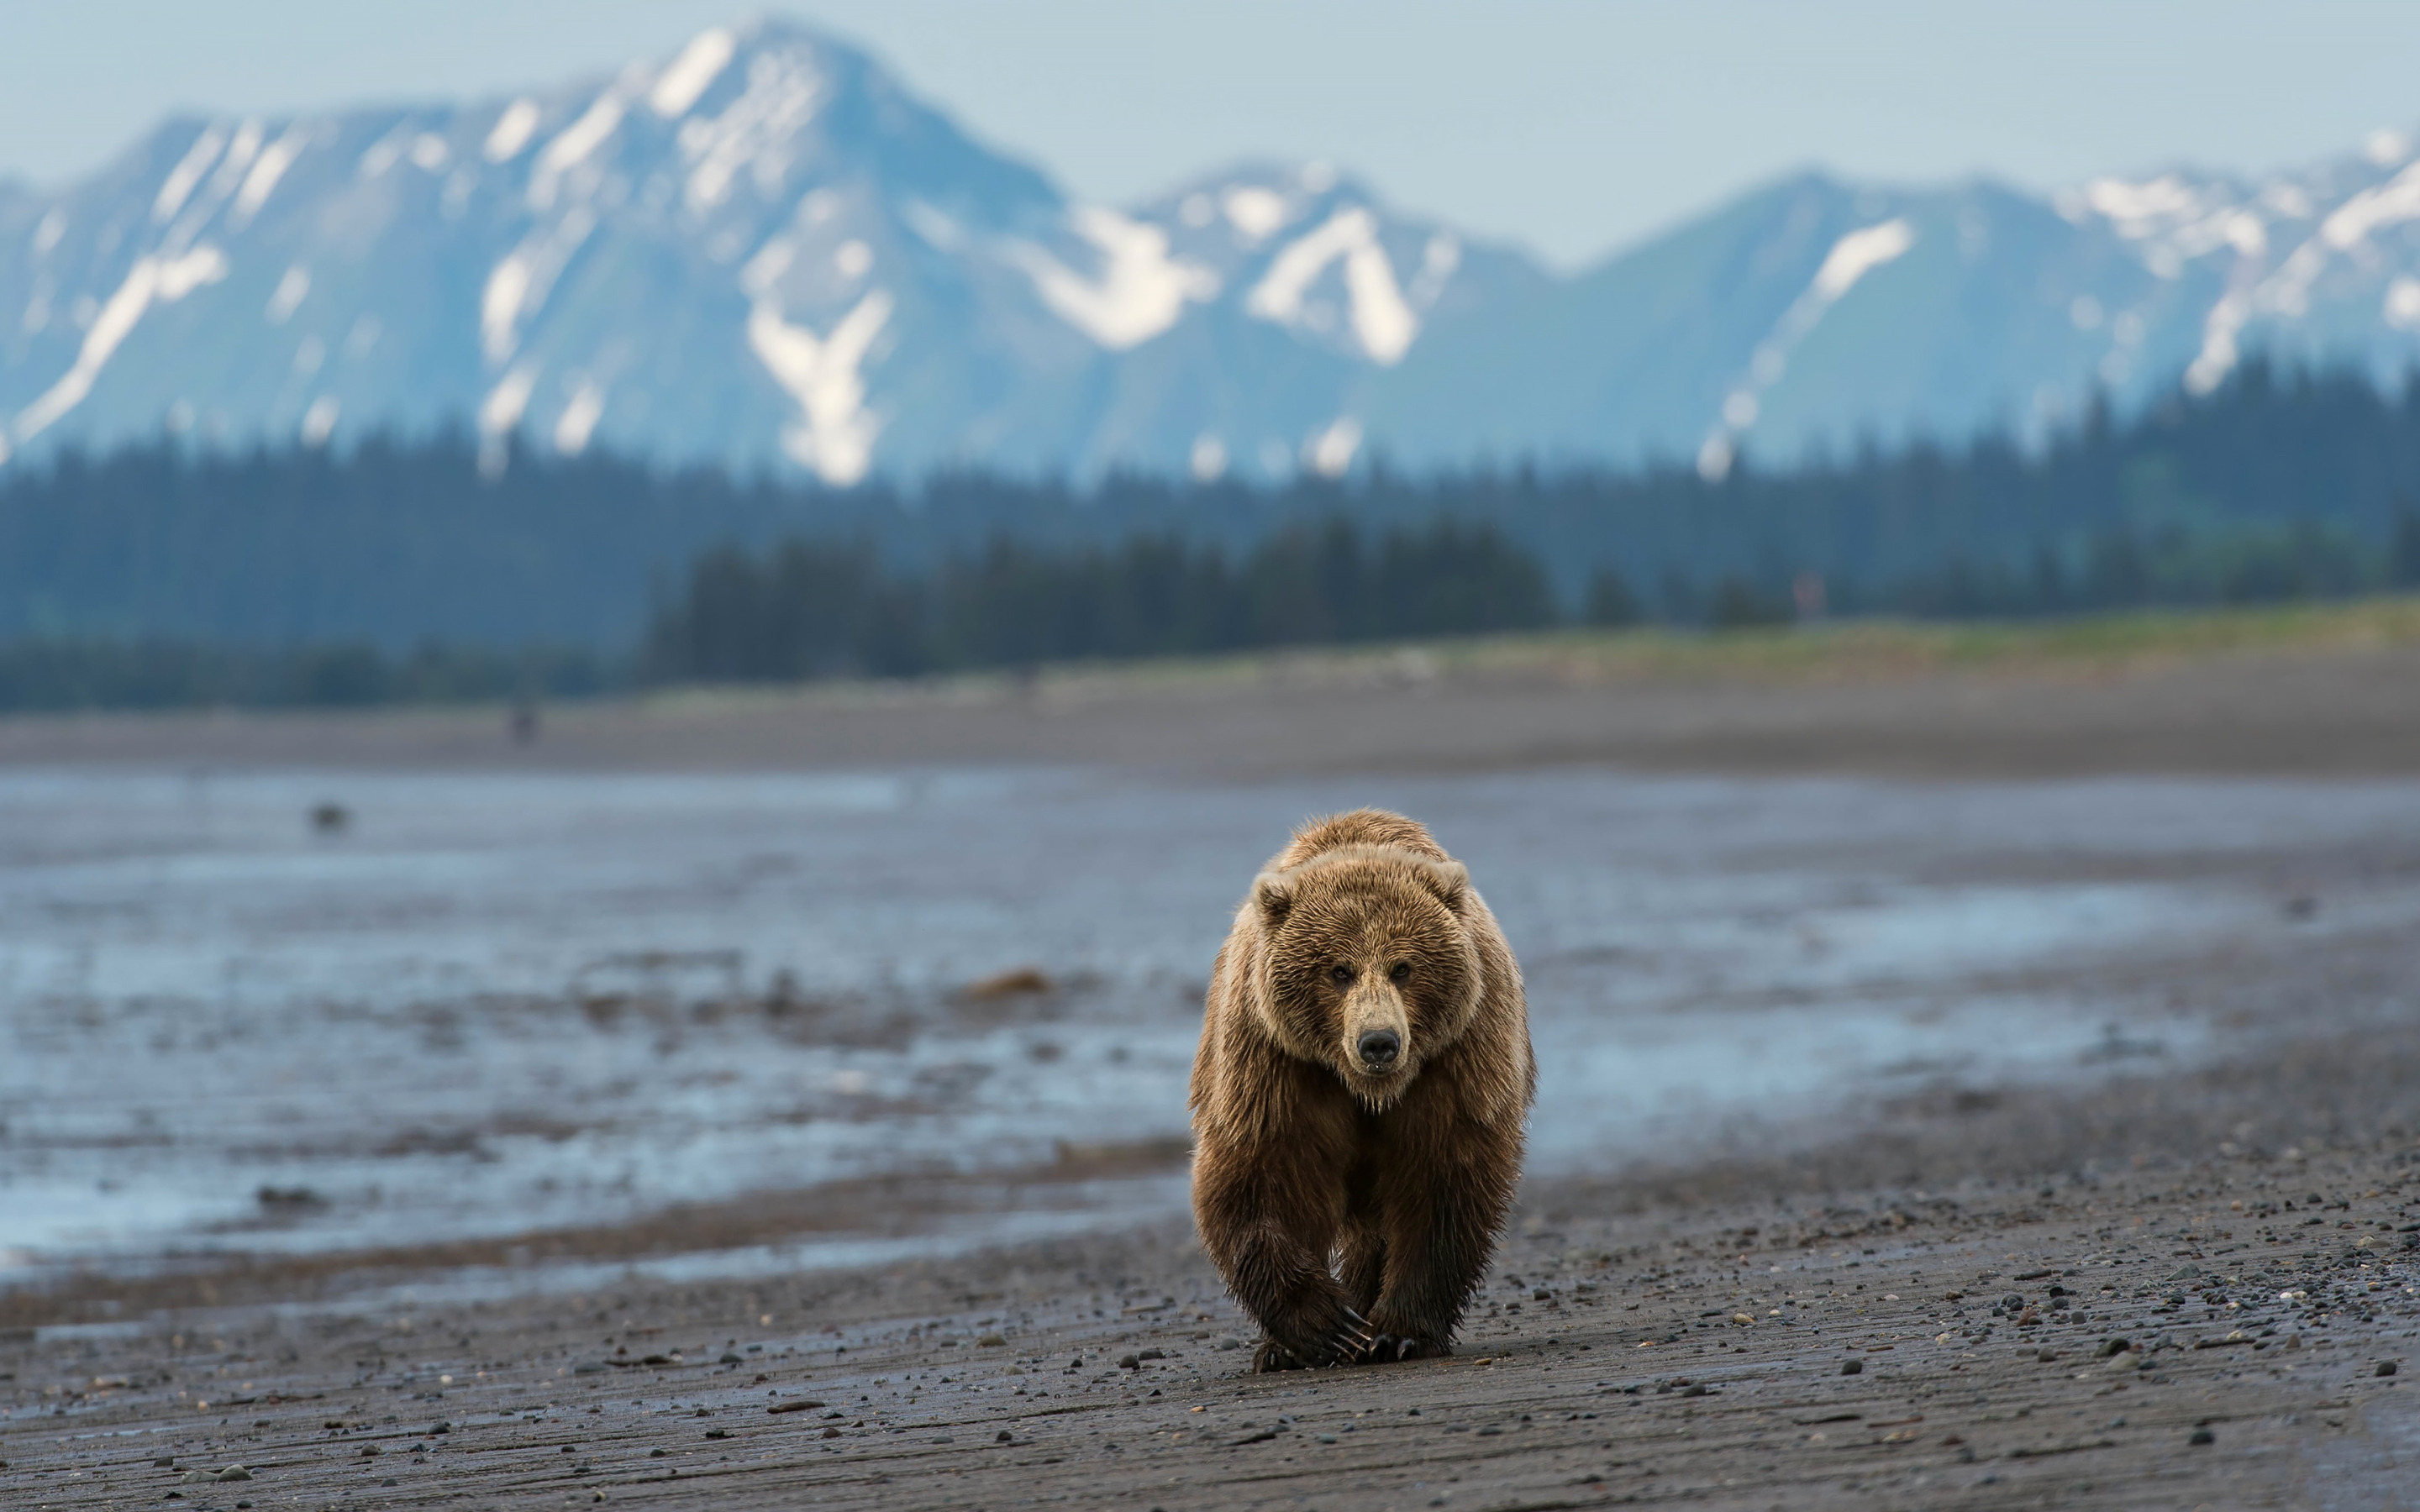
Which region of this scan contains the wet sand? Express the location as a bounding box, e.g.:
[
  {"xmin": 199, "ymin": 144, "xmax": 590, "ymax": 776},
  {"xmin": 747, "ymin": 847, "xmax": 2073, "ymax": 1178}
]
[
  {"xmin": 5, "ymin": 1036, "xmax": 2417, "ymax": 1510},
  {"xmin": 3, "ymin": 633, "xmax": 2420, "ymax": 779}
]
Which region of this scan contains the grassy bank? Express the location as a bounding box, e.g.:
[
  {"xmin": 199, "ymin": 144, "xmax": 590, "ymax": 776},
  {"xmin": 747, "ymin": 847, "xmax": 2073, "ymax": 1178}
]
[{"xmin": 697, "ymin": 591, "xmax": 2420, "ymax": 709}]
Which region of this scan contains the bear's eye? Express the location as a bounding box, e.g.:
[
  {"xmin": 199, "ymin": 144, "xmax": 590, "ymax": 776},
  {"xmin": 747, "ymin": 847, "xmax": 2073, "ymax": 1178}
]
[
  {"xmin": 1328, "ymin": 963, "xmax": 1355, "ymax": 985},
  {"xmin": 1389, "ymin": 962, "xmax": 1411, "ymax": 984}
]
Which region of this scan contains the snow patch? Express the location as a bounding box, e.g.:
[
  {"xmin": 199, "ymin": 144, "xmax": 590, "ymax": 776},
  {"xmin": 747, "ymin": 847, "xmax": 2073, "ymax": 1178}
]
[
  {"xmin": 650, "ymin": 27, "xmax": 737, "ymax": 118},
  {"xmin": 2260, "ymin": 181, "xmax": 2314, "ymax": 220},
  {"xmin": 2385, "ymin": 276, "xmax": 2420, "ymax": 333},
  {"xmin": 229, "ymin": 127, "xmax": 307, "ymax": 228},
  {"xmin": 12, "ymin": 245, "xmax": 229, "ymax": 444},
  {"xmin": 1015, "ymin": 207, "xmax": 1218, "ymax": 349},
  {"xmin": 155, "ymin": 246, "xmax": 228, "ymax": 301},
  {"xmin": 741, "ymin": 236, "xmax": 796, "ymax": 298},
  {"xmin": 2216, "ymin": 209, "xmax": 2266, "ymax": 257},
  {"xmin": 1304, "ymin": 416, "xmax": 1361, "ymax": 477},
  {"xmin": 485, "ymin": 99, "xmax": 541, "ymax": 162},
  {"xmin": 1189, "ymin": 433, "xmax": 1227, "ymax": 482},
  {"xmin": 476, "ymin": 363, "xmax": 539, "ymax": 477},
  {"xmin": 902, "ymin": 200, "xmax": 964, "ymax": 251},
  {"xmin": 554, "ymin": 381, "xmax": 606, "ymax": 454},
  {"xmin": 266, "ymin": 265, "xmax": 310, "ymax": 324},
  {"xmin": 2184, "ymin": 287, "xmax": 2252, "ymax": 395},
  {"xmin": 834, "ymin": 239, "xmax": 872, "ymax": 280},
  {"xmin": 2085, "ymin": 175, "xmax": 2199, "ymax": 234},
  {"xmin": 1696, "ymin": 434, "xmax": 1734, "ymax": 483},
  {"xmin": 1811, "ymin": 218, "xmax": 1914, "ymax": 298},
  {"xmin": 300, "ymin": 396, "xmax": 339, "ymax": 447},
  {"xmin": 1407, "ymin": 234, "xmax": 1460, "ymax": 306},
  {"xmin": 212, "ymin": 121, "xmax": 265, "ymax": 195},
  {"xmin": 740, "ymin": 236, "xmax": 796, "ymax": 298},
  {"xmin": 1696, "ymin": 218, "xmax": 1913, "ymax": 477},
  {"xmin": 2320, "ymin": 160, "xmax": 2420, "ymax": 249},
  {"xmin": 1247, "ymin": 207, "xmax": 1419, "ymax": 364},
  {"xmin": 1222, "ymin": 186, "xmax": 1289, "ymax": 243},
  {"xmin": 480, "ymin": 363, "xmax": 539, "ymax": 435},
  {"xmin": 154, "ymin": 126, "xmax": 226, "ymax": 223},
  {"xmin": 676, "ymin": 49, "xmax": 821, "ymax": 211},
  {"xmin": 2365, "ymin": 129, "xmax": 2412, "ymax": 169},
  {"xmin": 532, "ymin": 89, "xmax": 628, "ymax": 207},
  {"xmin": 480, "ymin": 207, "xmax": 596, "ymax": 363},
  {"xmin": 747, "ymin": 289, "xmax": 892, "ymax": 486},
  {"xmin": 481, "ymin": 257, "xmax": 530, "ymax": 363},
  {"xmin": 358, "ymin": 132, "xmax": 407, "ymax": 179},
  {"xmin": 31, "ymin": 209, "xmax": 65, "ymax": 256},
  {"xmin": 408, "ymin": 134, "xmax": 450, "ymax": 171}
]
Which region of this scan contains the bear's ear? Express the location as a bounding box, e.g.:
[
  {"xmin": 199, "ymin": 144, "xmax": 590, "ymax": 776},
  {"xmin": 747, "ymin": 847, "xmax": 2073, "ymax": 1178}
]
[
  {"xmin": 1419, "ymin": 860, "xmax": 1470, "ymax": 915},
  {"xmin": 1252, "ymin": 871, "xmax": 1294, "ymax": 927}
]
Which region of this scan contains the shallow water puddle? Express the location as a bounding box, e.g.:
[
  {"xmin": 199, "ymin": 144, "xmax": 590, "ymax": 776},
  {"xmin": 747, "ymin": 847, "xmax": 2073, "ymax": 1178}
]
[{"xmin": 3, "ymin": 766, "xmax": 2416, "ymax": 1284}]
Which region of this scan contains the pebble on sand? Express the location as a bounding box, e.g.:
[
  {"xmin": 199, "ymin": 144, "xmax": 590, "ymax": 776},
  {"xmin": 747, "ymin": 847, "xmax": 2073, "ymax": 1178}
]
[{"xmin": 1839, "ymin": 1359, "xmax": 1863, "ymax": 1376}]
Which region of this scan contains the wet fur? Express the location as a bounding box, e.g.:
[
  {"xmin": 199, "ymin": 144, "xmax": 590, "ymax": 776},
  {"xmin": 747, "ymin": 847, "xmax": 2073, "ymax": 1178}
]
[{"xmin": 1189, "ymin": 809, "xmax": 1534, "ymax": 1370}]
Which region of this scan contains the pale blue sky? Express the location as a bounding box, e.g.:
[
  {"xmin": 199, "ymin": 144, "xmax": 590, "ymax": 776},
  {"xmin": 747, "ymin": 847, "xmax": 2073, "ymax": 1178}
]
[{"xmin": 7, "ymin": 1, "xmax": 2420, "ymax": 267}]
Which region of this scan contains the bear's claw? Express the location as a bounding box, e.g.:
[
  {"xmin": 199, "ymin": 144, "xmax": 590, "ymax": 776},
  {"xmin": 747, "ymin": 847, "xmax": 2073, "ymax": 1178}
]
[
  {"xmin": 1254, "ymin": 1305, "xmax": 1383, "ymax": 1372},
  {"xmin": 1330, "ymin": 1308, "xmax": 1378, "ymax": 1363},
  {"xmin": 1372, "ymin": 1334, "xmax": 1451, "ymax": 1362}
]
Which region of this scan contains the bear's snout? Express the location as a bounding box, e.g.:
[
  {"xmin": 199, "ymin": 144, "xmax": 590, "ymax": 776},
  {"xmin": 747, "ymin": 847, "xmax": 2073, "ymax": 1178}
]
[
  {"xmin": 1356, "ymin": 1027, "xmax": 1401, "ymax": 1068},
  {"xmin": 1341, "ymin": 988, "xmax": 1412, "ymax": 1086}
]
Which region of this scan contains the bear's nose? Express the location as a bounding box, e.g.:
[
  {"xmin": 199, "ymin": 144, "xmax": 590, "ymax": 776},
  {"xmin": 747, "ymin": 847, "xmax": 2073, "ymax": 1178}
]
[{"xmin": 1356, "ymin": 1029, "xmax": 1401, "ymax": 1068}]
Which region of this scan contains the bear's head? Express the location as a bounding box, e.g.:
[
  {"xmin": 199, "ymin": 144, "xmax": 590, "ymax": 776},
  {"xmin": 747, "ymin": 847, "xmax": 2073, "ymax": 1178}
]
[{"xmin": 1249, "ymin": 843, "xmax": 1483, "ymax": 1108}]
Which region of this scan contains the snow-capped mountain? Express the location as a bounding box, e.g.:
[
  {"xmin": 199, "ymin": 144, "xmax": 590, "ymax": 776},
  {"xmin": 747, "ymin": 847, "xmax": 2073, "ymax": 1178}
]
[
  {"xmin": 7, "ymin": 18, "xmax": 2420, "ymax": 484},
  {"xmin": 1366, "ymin": 129, "xmax": 2420, "ymax": 480}
]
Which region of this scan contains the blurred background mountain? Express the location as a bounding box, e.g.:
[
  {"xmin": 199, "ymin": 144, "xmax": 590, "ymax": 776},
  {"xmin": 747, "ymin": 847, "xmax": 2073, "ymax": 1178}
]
[{"xmin": 12, "ymin": 18, "xmax": 2420, "ymax": 485}]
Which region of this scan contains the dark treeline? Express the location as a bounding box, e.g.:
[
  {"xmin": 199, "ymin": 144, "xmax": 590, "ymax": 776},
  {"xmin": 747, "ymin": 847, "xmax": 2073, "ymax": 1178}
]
[
  {"xmin": 8, "ymin": 358, "xmax": 2420, "ymax": 706},
  {"xmin": 644, "ymin": 520, "xmax": 1556, "ymax": 681},
  {"xmin": 0, "ymin": 639, "xmax": 609, "ymax": 713}
]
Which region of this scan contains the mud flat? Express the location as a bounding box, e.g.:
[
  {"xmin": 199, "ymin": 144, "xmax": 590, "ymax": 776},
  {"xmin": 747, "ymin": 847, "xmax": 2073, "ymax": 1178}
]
[
  {"xmin": 8, "ymin": 612, "xmax": 2420, "ymax": 1505},
  {"xmin": 5, "ymin": 1026, "xmax": 2418, "ymax": 1511}
]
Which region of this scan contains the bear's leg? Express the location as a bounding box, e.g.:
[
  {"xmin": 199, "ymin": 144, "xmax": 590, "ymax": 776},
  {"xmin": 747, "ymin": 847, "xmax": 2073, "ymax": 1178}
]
[
  {"xmin": 1334, "ymin": 1211, "xmax": 1386, "ymax": 1317},
  {"xmin": 1195, "ymin": 1144, "xmax": 1376, "ymax": 1369},
  {"xmin": 1365, "ymin": 1149, "xmax": 1520, "ymax": 1360}
]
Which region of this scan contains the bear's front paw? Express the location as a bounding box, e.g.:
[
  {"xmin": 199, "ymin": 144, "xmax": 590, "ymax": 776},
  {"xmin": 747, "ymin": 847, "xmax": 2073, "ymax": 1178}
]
[
  {"xmin": 1362, "ymin": 1333, "xmax": 1451, "ymax": 1363},
  {"xmin": 1250, "ymin": 1339, "xmax": 1309, "ymax": 1373},
  {"xmin": 1258, "ymin": 1303, "xmax": 1376, "ymax": 1369}
]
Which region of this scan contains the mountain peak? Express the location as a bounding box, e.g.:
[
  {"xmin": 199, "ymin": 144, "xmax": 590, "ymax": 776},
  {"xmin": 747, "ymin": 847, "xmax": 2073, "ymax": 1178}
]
[{"xmin": 8, "ymin": 41, "xmax": 2420, "ymax": 482}]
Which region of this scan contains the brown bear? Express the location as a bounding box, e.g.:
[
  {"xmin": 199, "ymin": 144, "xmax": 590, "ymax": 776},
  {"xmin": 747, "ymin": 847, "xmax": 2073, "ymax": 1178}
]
[{"xmin": 1189, "ymin": 808, "xmax": 1534, "ymax": 1370}]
